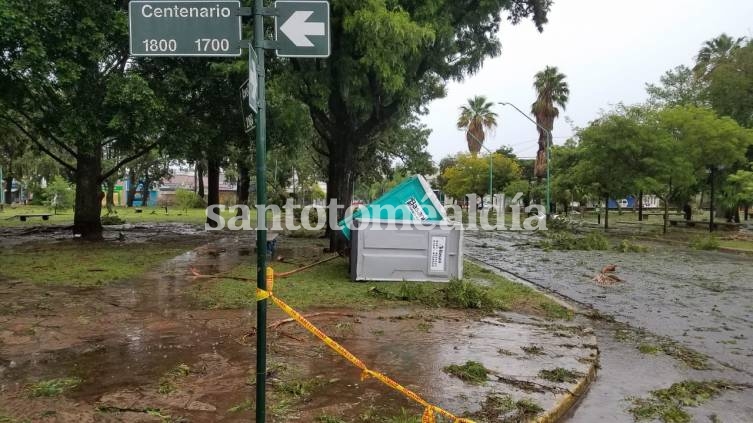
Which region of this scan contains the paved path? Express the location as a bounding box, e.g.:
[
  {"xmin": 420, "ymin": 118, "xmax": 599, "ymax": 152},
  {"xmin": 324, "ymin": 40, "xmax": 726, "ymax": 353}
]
[{"xmin": 465, "ymin": 230, "xmax": 753, "ymax": 422}]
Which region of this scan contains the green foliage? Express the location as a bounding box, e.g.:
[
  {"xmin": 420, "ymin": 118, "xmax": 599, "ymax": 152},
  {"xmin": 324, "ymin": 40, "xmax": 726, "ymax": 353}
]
[
  {"xmin": 44, "ymin": 176, "xmax": 74, "ymax": 210},
  {"xmin": 539, "ymin": 231, "xmax": 609, "ymax": 251},
  {"xmin": 646, "ymin": 65, "xmax": 707, "ymax": 107},
  {"xmin": 628, "ymin": 381, "xmax": 739, "ymax": 423},
  {"xmin": 689, "ymin": 235, "xmax": 720, "ymax": 251},
  {"xmin": 27, "ymin": 377, "xmax": 81, "ymax": 398},
  {"xmin": 283, "ymin": 0, "xmax": 551, "ymax": 215},
  {"xmin": 441, "ymin": 153, "xmax": 522, "ymax": 199},
  {"xmin": 458, "ymin": 96, "xmax": 498, "ymax": 155},
  {"xmin": 445, "ymin": 279, "xmax": 493, "ymax": 309},
  {"xmin": 532, "ymin": 66, "xmax": 569, "ymax": 177},
  {"xmin": 443, "ymin": 361, "xmax": 489, "ymax": 384},
  {"xmin": 175, "ymin": 188, "xmax": 206, "ymax": 210}
]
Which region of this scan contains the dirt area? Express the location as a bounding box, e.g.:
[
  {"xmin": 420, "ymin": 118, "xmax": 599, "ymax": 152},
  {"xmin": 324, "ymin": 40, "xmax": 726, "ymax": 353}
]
[{"xmin": 0, "ymin": 226, "xmax": 594, "ymax": 422}]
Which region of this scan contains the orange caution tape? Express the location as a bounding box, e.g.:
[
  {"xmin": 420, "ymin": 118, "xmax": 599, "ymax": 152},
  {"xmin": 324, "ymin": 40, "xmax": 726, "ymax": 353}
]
[{"xmin": 256, "ymin": 268, "xmax": 475, "ymax": 423}]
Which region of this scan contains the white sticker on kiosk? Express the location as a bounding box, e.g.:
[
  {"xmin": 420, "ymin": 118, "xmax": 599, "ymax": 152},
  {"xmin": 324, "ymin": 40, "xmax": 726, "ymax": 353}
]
[
  {"xmin": 406, "ymin": 197, "xmax": 428, "ymax": 221},
  {"xmin": 430, "ymin": 236, "xmax": 447, "ymax": 272}
]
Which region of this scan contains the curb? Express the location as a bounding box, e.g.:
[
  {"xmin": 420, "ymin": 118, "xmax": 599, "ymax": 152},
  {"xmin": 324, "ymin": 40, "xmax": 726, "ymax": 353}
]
[
  {"xmin": 534, "ymin": 349, "xmax": 599, "ymax": 423},
  {"xmin": 464, "ymin": 256, "xmax": 601, "ymax": 423}
]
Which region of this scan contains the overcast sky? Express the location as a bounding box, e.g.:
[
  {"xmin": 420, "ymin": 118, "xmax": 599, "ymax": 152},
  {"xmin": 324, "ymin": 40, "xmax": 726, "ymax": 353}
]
[{"xmin": 422, "ymin": 0, "xmax": 753, "ymax": 162}]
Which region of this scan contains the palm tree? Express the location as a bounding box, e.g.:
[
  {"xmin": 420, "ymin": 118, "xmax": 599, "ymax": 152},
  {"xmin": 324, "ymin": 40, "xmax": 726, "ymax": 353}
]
[
  {"xmin": 457, "ymin": 96, "xmax": 497, "ymax": 156},
  {"xmin": 531, "ymin": 66, "xmax": 569, "ymax": 179},
  {"xmin": 693, "ymin": 33, "xmax": 745, "ymax": 79}
]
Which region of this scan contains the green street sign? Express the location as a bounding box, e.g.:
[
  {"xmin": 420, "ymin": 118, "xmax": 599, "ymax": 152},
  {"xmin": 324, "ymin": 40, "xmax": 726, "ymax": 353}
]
[
  {"xmin": 129, "ymin": 1, "xmax": 242, "ymax": 57},
  {"xmin": 240, "ymin": 79, "xmax": 255, "ymax": 133},
  {"xmin": 275, "ymin": 1, "xmax": 330, "ymax": 58}
]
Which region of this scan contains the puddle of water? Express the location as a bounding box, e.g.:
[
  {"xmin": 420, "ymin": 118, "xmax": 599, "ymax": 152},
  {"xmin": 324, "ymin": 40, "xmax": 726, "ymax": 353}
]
[{"xmin": 1, "ymin": 234, "xmax": 595, "ymax": 422}]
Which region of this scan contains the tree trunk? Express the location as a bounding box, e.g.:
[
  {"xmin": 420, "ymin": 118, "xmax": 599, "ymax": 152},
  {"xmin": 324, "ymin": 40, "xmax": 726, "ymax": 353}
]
[
  {"xmin": 106, "ymin": 179, "xmax": 115, "ymax": 214},
  {"xmin": 327, "ymin": 140, "xmax": 356, "ymax": 252},
  {"xmin": 197, "ymin": 162, "xmax": 206, "ymax": 199},
  {"xmin": 3, "ymin": 176, "xmax": 11, "ymax": 205},
  {"xmin": 73, "ymin": 151, "xmax": 103, "ymax": 240},
  {"xmin": 206, "ymin": 159, "xmax": 221, "ymax": 228},
  {"xmin": 638, "ymin": 191, "xmax": 644, "ymax": 222},
  {"xmin": 604, "ymin": 195, "xmax": 609, "ymax": 231},
  {"xmin": 141, "ymin": 168, "xmax": 150, "ymax": 208},
  {"xmin": 237, "ymin": 159, "xmax": 250, "ymax": 216},
  {"xmin": 663, "ymin": 197, "xmax": 669, "ymax": 235},
  {"xmin": 127, "ymin": 169, "xmax": 137, "ymax": 207},
  {"xmin": 745, "ymin": 204, "xmax": 750, "ymax": 221}
]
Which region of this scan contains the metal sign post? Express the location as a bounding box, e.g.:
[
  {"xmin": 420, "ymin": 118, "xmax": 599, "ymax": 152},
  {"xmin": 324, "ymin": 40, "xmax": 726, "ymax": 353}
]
[
  {"xmin": 128, "ymin": 1, "xmax": 329, "ymax": 420},
  {"xmin": 253, "ymin": 0, "xmax": 268, "ymax": 420}
]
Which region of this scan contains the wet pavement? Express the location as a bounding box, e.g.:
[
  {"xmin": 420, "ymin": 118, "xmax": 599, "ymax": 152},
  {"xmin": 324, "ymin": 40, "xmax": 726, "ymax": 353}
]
[
  {"xmin": 465, "ymin": 230, "xmax": 753, "ymax": 422},
  {"xmin": 1, "ymin": 228, "xmax": 596, "ymax": 422}
]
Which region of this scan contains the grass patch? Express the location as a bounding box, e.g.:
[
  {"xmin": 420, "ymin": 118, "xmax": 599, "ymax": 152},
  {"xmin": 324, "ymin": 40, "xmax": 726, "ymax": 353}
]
[
  {"xmin": 192, "ymin": 259, "xmax": 571, "ymax": 320},
  {"xmin": 628, "ymin": 380, "xmax": 740, "ymax": 423},
  {"xmin": 515, "ymin": 398, "xmax": 544, "ymax": 417},
  {"xmin": 382, "ymin": 409, "xmax": 421, "ymax": 423},
  {"xmin": 520, "ymin": 344, "xmax": 545, "ymax": 355},
  {"xmin": 276, "ymin": 377, "xmax": 327, "ymax": 400},
  {"xmin": 689, "ymin": 235, "xmax": 720, "ymax": 251},
  {"xmin": 0, "ymin": 205, "xmax": 259, "ymax": 228},
  {"xmin": 27, "ymin": 377, "xmax": 81, "ymax": 397},
  {"xmin": 443, "ymin": 361, "xmax": 489, "ymax": 384},
  {"xmin": 228, "ymin": 399, "xmax": 254, "ymax": 413},
  {"xmin": 616, "ymin": 239, "xmax": 649, "ymax": 253},
  {"xmin": 638, "ymin": 343, "xmax": 660, "ymax": 355},
  {"xmin": 538, "ymin": 368, "xmax": 583, "ymax": 384},
  {"xmin": 718, "ymin": 239, "xmax": 753, "ymax": 252},
  {"xmin": 471, "ymin": 394, "xmax": 544, "ymax": 422},
  {"xmin": 158, "ymin": 364, "xmax": 190, "ymax": 395},
  {"xmin": 0, "ymin": 242, "xmax": 196, "ymax": 286},
  {"xmin": 315, "ymin": 415, "xmax": 348, "ymax": 423}
]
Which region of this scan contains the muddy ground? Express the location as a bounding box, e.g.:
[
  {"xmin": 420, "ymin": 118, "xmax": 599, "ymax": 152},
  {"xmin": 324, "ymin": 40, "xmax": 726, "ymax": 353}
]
[
  {"xmin": 466, "ymin": 230, "xmax": 753, "ymax": 422},
  {"xmin": 1, "ymin": 226, "xmax": 594, "ymax": 423}
]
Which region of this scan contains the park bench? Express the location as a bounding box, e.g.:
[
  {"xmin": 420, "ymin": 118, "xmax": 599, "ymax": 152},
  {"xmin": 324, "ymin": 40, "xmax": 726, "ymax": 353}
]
[
  {"xmin": 669, "ymin": 220, "xmax": 740, "ymax": 231},
  {"xmin": 7, "ymin": 213, "xmax": 52, "ymax": 222}
]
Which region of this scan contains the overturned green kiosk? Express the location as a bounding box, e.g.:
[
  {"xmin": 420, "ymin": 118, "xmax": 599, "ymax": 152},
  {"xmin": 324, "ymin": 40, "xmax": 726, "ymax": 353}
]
[{"xmin": 340, "ymin": 175, "xmax": 464, "ymax": 282}]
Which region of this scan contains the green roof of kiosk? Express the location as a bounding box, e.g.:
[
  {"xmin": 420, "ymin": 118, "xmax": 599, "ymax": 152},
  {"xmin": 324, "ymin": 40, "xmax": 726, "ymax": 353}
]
[{"xmin": 338, "ymin": 175, "xmax": 448, "ymax": 240}]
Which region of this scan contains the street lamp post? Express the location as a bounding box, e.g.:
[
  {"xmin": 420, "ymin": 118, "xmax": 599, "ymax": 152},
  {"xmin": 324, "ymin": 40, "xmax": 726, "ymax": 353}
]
[
  {"xmin": 497, "ymin": 102, "xmax": 553, "ymax": 214},
  {"xmin": 466, "ymin": 131, "xmax": 493, "ymax": 208}
]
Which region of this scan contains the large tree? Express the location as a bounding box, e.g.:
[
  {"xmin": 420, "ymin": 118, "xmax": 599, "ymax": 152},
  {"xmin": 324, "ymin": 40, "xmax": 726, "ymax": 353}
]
[
  {"xmin": 646, "ymin": 65, "xmax": 707, "ymax": 108},
  {"xmin": 282, "ymin": 0, "xmax": 552, "ymax": 249},
  {"xmin": 441, "ymin": 152, "xmax": 521, "ymax": 202},
  {"xmin": 531, "ymin": 66, "xmax": 569, "ymax": 179},
  {"xmin": 693, "ymin": 33, "xmax": 745, "ymax": 80},
  {"xmin": 457, "ymin": 96, "xmax": 497, "ymax": 155},
  {"xmin": 0, "ymin": 0, "xmax": 164, "ymax": 239},
  {"xmin": 705, "ymin": 39, "xmax": 753, "ymax": 128}
]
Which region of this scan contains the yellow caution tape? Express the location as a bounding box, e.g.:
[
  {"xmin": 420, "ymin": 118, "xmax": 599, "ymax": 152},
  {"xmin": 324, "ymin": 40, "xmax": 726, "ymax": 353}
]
[{"xmin": 256, "ymin": 267, "xmax": 475, "ymax": 423}]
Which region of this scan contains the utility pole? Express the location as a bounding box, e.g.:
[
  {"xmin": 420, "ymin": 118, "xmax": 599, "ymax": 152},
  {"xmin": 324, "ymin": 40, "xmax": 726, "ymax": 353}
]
[{"xmin": 498, "ymin": 102, "xmax": 553, "ymax": 214}]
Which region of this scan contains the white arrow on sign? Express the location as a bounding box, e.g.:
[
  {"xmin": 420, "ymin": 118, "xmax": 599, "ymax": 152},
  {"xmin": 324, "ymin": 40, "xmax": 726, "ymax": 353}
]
[{"xmin": 279, "ymin": 11, "xmax": 325, "ymax": 47}]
